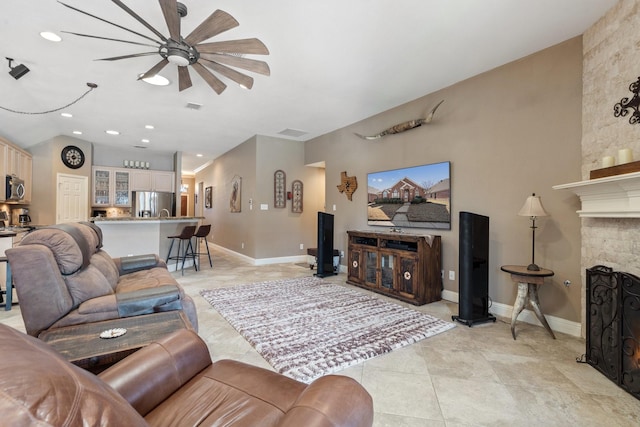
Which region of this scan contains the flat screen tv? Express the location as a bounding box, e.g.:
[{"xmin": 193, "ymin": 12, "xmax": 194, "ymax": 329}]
[{"xmin": 367, "ymin": 161, "xmax": 451, "ymax": 230}]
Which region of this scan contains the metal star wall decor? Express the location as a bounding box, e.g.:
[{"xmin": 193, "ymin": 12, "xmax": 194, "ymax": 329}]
[{"xmin": 614, "ymin": 76, "xmax": 640, "ymax": 125}]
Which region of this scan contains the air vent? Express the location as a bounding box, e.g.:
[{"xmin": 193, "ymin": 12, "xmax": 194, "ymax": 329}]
[
  {"xmin": 278, "ymin": 128, "xmax": 308, "ymax": 138},
  {"xmin": 133, "ymin": 145, "xmax": 148, "ymax": 149},
  {"xmin": 186, "ymin": 102, "xmax": 202, "ymax": 110}
]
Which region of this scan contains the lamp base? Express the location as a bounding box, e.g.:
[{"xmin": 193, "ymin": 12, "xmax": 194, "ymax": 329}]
[{"xmin": 527, "ymin": 263, "xmax": 540, "ymax": 271}]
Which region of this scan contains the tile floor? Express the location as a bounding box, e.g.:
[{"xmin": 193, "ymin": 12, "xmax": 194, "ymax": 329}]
[{"xmin": 1, "ymin": 247, "xmax": 639, "ymax": 426}]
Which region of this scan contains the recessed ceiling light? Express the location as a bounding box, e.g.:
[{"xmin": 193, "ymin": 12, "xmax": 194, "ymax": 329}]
[
  {"xmin": 141, "ymin": 139, "xmax": 150, "ymax": 143},
  {"xmin": 138, "ymin": 73, "xmax": 170, "ymax": 86},
  {"xmin": 145, "ymin": 125, "xmax": 154, "ymax": 129},
  {"xmin": 196, "ymin": 154, "xmax": 203, "ymax": 157},
  {"xmin": 61, "ymin": 112, "xmax": 73, "ymax": 118},
  {"xmin": 72, "ymin": 130, "xmax": 82, "ymax": 135},
  {"xmin": 105, "ymin": 130, "xmax": 120, "ymax": 135},
  {"xmin": 40, "ymin": 31, "xmax": 62, "ymax": 42}
]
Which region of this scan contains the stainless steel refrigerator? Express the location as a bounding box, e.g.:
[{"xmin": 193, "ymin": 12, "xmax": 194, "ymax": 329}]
[{"xmin": 132, "ymin": 191, "xmax": 175, "ymax": 217}]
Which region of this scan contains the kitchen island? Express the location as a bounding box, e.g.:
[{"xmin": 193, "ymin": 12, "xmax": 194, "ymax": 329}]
[{"xmin": 91, "ymin": 217, "xmax": 204, "ymax": 272}]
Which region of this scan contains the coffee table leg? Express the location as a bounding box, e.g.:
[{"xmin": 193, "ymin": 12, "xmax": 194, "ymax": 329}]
[
  {"xmin": 511, "ymin": 282, "xmax": 529, "ymax": 340},
  {"xmin": 527, "ymin": 283, "xmax": 556, "ymax": 339}
]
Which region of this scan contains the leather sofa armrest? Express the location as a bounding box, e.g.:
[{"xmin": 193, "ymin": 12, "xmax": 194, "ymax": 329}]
[
  {"xmin": 99, "ymin": 328, "xmax": 211, "ymax": 416},
  {"xmin": 279, "ymin": 375, "xmax": 374, "ymax": 427},
  {"xmin": 114, "ymin": 254, "xmax": 166, "ymax": 275}
]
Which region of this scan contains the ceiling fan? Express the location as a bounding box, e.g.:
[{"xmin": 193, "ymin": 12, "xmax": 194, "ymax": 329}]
[{"xmin": 58, "ymin": 0, "xmax": 270, "ymax": 94}]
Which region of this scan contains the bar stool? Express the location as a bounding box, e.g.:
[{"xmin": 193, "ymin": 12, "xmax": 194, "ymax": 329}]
[
  {"xmin": 193, "ymin": 224, "xmax": 212, "ymax": 269},
  {"xmin": 166, "ymin": 225, "xmax": 197, "ymax": 275}
]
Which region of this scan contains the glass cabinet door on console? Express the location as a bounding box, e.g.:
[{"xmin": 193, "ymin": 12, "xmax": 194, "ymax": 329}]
[
  {"xmin": 380, "ymin": 251, "xmax": 395, "ymax": 291},
  {"xmin": 93, "ymin": 169, "xmax": 110, "ymax": 205},
  {"xmin": 364, "ymin": 249, "xmax": 378, "ymax": 288}
]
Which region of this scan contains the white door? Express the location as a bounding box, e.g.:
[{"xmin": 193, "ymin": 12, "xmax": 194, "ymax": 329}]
[{"xmin": 57, "ymin": 173, "xmax": 89, "ymax": 224}]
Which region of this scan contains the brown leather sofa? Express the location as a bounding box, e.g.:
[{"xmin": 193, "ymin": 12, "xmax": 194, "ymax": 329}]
[
  {"xmin": 0, "ymin": 323, "xmax": 374, "ymax": 426},
  {"xmin": 5, "ymin": 222, "xmax": 198, "ymax": 336}
]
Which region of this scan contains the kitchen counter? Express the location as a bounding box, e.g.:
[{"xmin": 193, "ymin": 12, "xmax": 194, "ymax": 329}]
[
  {"xmin": 92, "ymin": 217, "xmax": 204, "ymax": 271},
  {"xmin": 91, "ymin": 216, "xmax": 204, "ymax": 222}
]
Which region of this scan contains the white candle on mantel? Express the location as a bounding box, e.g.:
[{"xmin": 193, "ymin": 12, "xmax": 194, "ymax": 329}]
[
  {"xmin": 618, "ymin": 148, "xmax": 633, "ymax": 164},
  {"xmin": 602, "ymin": 156, "xmax": 615, "ymax": 168}
]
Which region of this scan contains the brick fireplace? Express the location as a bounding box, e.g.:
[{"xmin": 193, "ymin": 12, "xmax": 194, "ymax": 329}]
[{"xmin": 586, "ymin": 265, "xmax": 640, "ymax": 400}]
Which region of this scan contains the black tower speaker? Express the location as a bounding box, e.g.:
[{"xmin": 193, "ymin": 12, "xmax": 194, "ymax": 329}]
[
  {"xmin": 315, "ymin": 212, "xmax": 336, "ymax": 277},
  {"xmin": 452, "ymin": 211, "xmax": 496, "ymax": 326}
]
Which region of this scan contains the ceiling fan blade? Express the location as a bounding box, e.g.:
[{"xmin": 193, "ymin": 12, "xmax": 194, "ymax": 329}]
[
  {"xmin": 97, "ymin": 52, "xmax": 159, "ymax": 61},
  {"xmin": 57, "ymin": 1, "xmax": 161, "ymax": 45},
  {"xmin": 138, "ymin": 58, "xmax": 170, "ymax": 79},
  {"xmin": 200, "ymin": 59, "xmax": 253, "ymax": 89},
  {"xmin": 184, "ymin": 10, "xmax": 239, "ymax": 45},
  {"xmin": 199, "ymin": 53, "xmax": 270, "ymax": 76},
  {"xmin": 191, "ymin": 62, "xmax": 227, "ymax": 94},
  {"xmin": 159, "ymin": 0, "xmax": 180, "ymax": 41},
  {"xmin": 178, "ymin": 66, "xmax": 192, "ymax": 91},
  {"xmin": 196, "ymin": 38, "xmax": 269, "ymax": 55},
  {"xmin": 111, "ymin": 0, "xmax": 168, "ymax": 42},
  {"xmin": 61, "ymin": 31, "xmax": 159, "ymax": 47}
]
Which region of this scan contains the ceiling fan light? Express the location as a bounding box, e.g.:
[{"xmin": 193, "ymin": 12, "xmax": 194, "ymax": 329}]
[
  {"xmin": 40, "ymin": 31, "xmax": 62, "ymax": 42},
  {"xmin": 167, "ymin": 54, "xmax": 190, "ymax": 66},
  {"xmin": 138, "ymin": 74, "xmax": 170, "ymax": 86}
]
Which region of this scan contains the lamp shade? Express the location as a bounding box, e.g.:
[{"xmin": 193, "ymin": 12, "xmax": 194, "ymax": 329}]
[{"xmin": 518, "ymin": 193, "xmax": 548, "ymax": 218}]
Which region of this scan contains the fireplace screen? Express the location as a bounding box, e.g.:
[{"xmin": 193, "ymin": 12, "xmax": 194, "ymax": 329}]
[{"xmin": 586, "ymin": 266, "xmax": 640, "ymax": 400}]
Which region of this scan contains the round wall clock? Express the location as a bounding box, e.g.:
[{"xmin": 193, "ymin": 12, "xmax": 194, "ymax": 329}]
[{"xmin": 61, "ymin": 145, "xmax": 85, "ymax": 169}]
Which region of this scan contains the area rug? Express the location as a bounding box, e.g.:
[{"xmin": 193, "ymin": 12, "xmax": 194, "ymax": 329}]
[{"xmin": 200, "ymin": 276, "xmax": 455, "ymax": 383}]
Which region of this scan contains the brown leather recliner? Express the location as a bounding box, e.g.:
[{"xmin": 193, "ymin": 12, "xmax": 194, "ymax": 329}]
[
  {"xmin": 0, "ymin": 323, "xmax": 374, "ymax": 426},
  {"xmin": 5, "ymin": 222, "xmax": 198, "ymax": 336}
]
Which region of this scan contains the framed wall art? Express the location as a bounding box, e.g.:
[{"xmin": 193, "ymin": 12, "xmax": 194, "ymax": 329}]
[
  {"xmin": 230, "ymin": 175, "xmax": 242, "ymax": 213},
  {"xmin": 274, "ymin": 169, "xmax": 286, "ymax": 208},
  {"xmin": 291, "ymin": 179, "xmax": 303, "ymax": 213},
  {"xmin": 205, "ymin": 186, "xmax": 212, "ymax": 209}
]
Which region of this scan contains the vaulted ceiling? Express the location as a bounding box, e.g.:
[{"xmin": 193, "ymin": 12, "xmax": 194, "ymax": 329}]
[{"xmin": 0, "ymin": 0, "xmax": 617, "ymax": 173}]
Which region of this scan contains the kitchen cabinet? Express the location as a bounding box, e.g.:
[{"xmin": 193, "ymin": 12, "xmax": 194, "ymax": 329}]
[
  {"xmin": 0, "ymin": 137, "xmax": 33, "ymax": 203},
  {"xmin": 346, "ymin": 230, "xmax": 442, "ymax": 305},
  {"xmin": 130, "ymin": 170, "xmax": 175, "ymax": 192},
  {"xmin": 92, "ymin": 167, "xmax": 130, "ymax": 207}
]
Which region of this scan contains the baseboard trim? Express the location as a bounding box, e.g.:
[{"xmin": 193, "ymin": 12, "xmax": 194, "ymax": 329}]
[
  {"xmin": 441, "ymin": 290, "xmax": 581, "ymax": 337},
  {"xmin": 210, "ymin": 244, "xmax": 307, "ymax": 266}
]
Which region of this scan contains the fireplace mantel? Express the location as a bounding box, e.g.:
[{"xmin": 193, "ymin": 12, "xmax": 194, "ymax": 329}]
[{"xmin": 553, "ymin": 171, "xmax": 640, "ymax": 218}]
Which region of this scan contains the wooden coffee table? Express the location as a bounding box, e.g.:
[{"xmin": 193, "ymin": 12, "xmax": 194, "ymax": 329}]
[{"xmin": 39, "ymin": 311, "xmax": 192, "ymax": 373}]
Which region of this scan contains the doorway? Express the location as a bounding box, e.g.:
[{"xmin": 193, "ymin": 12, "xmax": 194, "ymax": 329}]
[
  {"xmin": 181, "ymin": 194, "xmax": 189, "ymax": 216},
  {"xmin": 56, "ymin": 173, "xmax": 89, "ymax": 224}
]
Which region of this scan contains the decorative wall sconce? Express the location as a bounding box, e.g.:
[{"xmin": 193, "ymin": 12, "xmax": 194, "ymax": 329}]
[{"xmin": 613, "ymin": 76, "xmax": 640, "ymax": 125}]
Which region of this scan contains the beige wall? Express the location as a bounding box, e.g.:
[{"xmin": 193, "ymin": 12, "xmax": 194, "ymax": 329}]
[
  {"xmin": 305, "ymin": 37, "xmax": 584, "ymax": 322},
  {"xmin": 29, "ymin": 135, "xmax": 93, "ymax": 225},
  {"xmin": 196, "ymin": 135, "xmax": 324, "ymax": 260},
  {"xmin": 580, "ymin": 1, "xmax": 640, "ymax": 327}
]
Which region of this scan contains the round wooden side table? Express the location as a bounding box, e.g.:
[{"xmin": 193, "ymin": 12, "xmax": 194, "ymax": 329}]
[{"xmin": 500, "ymin": 265, "xmax": 555, "ymax": 340}]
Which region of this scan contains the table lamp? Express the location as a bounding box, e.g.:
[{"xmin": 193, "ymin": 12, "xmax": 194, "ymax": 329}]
[{"xmin": 518, "ymin": 193, "xmax": 548, "ymax": 271}]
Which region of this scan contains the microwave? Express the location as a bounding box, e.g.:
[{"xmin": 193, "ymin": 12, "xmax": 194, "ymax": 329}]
[{"xmin": 6, "ymin": 175, "xmax": 25, "ymax": 202}]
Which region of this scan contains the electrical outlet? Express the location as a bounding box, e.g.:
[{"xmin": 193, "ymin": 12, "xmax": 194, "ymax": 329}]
[
  {"xmin": 441, "ymin": 270, "xmax": 444, "ymax": 279},
  {"xmin": 241, "ymin": 242, "xmax": 244, "ymax": 249},
  {"xmin": 300, "ymin": 243, "xmax": 304, "ymax": 250},
  {"xmin": 332, "ymin": 204, "xmax": 336, "ymax": 211},
  {"xmin": 449, "ymin": 270, "xmax": 455, "ymax": 280},
  {"xmin": 341, "ymin": 250, "xmax": 345, "ymax": 258}
]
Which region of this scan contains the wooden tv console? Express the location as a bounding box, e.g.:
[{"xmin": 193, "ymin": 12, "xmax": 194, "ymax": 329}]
[{"xmin": 346, "ymin": 230, "xmax": 442, "ymax": 305}]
